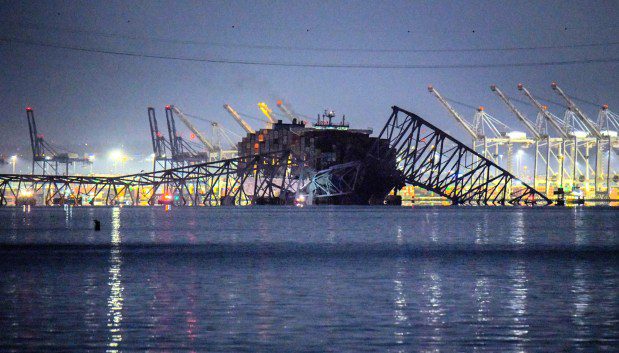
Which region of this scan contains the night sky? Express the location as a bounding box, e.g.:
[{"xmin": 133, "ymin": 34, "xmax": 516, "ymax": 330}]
[{"xmin": 1, "ymin": 0, "xmax": 618, "ymax": 173}]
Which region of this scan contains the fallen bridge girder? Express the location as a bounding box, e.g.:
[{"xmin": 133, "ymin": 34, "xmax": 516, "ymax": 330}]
[
  {"xmin": 370, "ymin": 106, "xmax": 551, "ymax": 205},
  {"xmin": 0, "ymin": 151, "xmax": 299, "ymax": 206}
]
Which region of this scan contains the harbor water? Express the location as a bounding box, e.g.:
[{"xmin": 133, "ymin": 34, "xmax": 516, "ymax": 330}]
[{"xmin": 0, "ymin": 206, "xmax": 617, "ymax": 352}]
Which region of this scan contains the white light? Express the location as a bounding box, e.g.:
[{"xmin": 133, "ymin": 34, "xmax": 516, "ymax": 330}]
[
  {"xmin": 108, "ymin": 149, "xmax": 124, "ymax": 161},
  {"xmin": 517, "ymin": 149, "xmax": 524, "ymax": 156},
  {"xmin": 10, "ymin": 155, "xmax": 17, "ymax": 161},
  {"xmin": 88, "ymin": 155, "xmax": 96, "ymax": 162},
  {"xmin": 601, "ymin": 130, "xmax": 618, "ymax": 138},
  {"xmin": 570, "ymin": 130, "xmax": 588, "ymax": 138},
  {"xmin": 507, "ymin": 131, "xmax": 527, "ymax": 139}
]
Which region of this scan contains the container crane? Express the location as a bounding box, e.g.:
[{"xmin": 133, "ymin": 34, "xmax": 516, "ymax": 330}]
[
  {"xmin": 25, "ymin": 107, "xmax": 92, "ymax": 175},
  {"xmin": 518, "ymin": 84, "xmax": 569, "ymax": 139},
  {"xmin": 551, "ymin": 82, "xmax": 609, "ymax": 195},
  {"xmin": 427, "ymin": 86, "xmax": 479, "ymax": 139},
  {"xmin": 276, "ymin": 100, "xmax": 299, "ymax": 123},
  {"xmin": 223, "ymin": 104, "xmax": 254, "ymax": 134},
  {"xmin": 597, "ymin": 105, "xmax": 619, "ymax": 138},
  {"xmin": 551, "ymin": 82, "xmax": 602, "ymax": 139},
  {"xmin": 147, "ymin": 107, "xmax": 171, "ymax": 171},
  {"xmin": 428, "ymin": 85, "xmax": 521, "ymax": 173},
  {"xmin": 170, "ymin": 105, "xmax": 218, "ymax": 153},
  {"xmin": 258, "ymin": 102, "xmax": 276, "ymax": 126},
  {"xmin": 519, "ymin": 84, "xmax": 598, "ymax": 192},
  {"xmin": 164, "ymin": 105, "xmax": 208, "ymax": 167},
  {"xmin": 596, "ymin": 105, "xmax": 619, "ymax": 196},
  {"xmin": 491, "ymin": 84, "xmax": 549, "ymax": 190},
  {"xmin": 518, "ymin": 84, "xmax": 577, "ymax": 189},
  {"xmin": 491, "ymin": 85, "xmax": 542, "ymax": 140}
]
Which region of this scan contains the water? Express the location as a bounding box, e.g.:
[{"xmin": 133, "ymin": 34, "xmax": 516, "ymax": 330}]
[{"xmin": 0, "ymin": 206, "xmax": 617, "ymax": 352}]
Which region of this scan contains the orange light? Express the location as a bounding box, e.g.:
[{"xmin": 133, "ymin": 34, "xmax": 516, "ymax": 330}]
[
  {"xmin": 164, "ymin": 194, "xmax": 172, "ymax": 200},
  {"xmin": 253, "ymin": 143, "xmax": 259, "ymax": 150},
  {"xmin": 190, "ymin": 133, "xmax": 196, "ymax": 140},
  {"xmin": 258, "ymin": 134, "xmax": 264, "ymax": 142},
  {"xmin": 478, "ymin": 106, "xmax": 484, "ymax": 111},
  {"xmin": 277, "ymin": 100, "xmax": 283, "ymax": 106},
  {"xmin": 542, "ymin": 105, "xmax": 548, "ymax": 111},
  {"xmin": 602, "ymin": 104, "xmax": 609, "ymax": 110}
]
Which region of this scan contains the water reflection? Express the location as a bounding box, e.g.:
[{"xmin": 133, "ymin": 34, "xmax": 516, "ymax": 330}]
[
  {"xmin": 392, "ymin": 258, "xmax": 409, "ymax": 349},
  {"xmin": 571, "ymin": 263, "xmax": 591, "ymax": 350},
  {"xmin": 106, "ymin": 207, "xmax": 124, "ymax": 353},
  {"xmin": 256, "ymin": 261, "xmax": 275, "ymax": 343},
  {"xmin": 508, "ymin": 260, "xmax": 529, "ymax": 352},
  {"xmin": 475, "ymin": 212, "xmax": 490, "ymax": 245},
  {"xmin": 428, "ymin": 211, "xmax": 439, "ymax": 243},
  {"xmin": 509, "ymin": 209, "xmax": 526, "ymax": 245},
  {"xmin": 420, "ymin": 267, "xmax": 444, "ymax": 350},
  {"xmin": 573, "ymin": 208, "xmax": 586, "ymax": 245},
  {"xmin": 63, "ymin": 204, "xmax": 73, "ymax": 228},
  {"xmin": 0, "ymin": 207, "xmax": 617, "ymax": 351}
]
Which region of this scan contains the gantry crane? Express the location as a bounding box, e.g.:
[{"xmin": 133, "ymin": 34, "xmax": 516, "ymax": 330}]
[
  {"xmin": 491, "ymin": 85, "xmax": 542, "ymax": 140},
  {"xmin": 276, "ymin": 100, "xmax": 300, "ymax": 123},
  {"xmin": 25, "ymin": 107, "xmax": 92, "ymax": 175},
  {"xmin": 597, "ymin": 105, "xmax": 619, "ymax": 192},
  {"xmin": 551, "ymin": 83, "xmax": 602, "ymax": 139},
  {"xmin": 428, "ymin": 86, "xmax": 479, "ymax": 139},
  {"xmin": 170, "ymin": 105, "xmax": 218, "ymax": 154},
  {"xmin": 258, "ymin": 102, "xmax": 276, "ymax": 127},
  {"xmin": 518, "ymin": 84, "xmax": 595, "ymax": 191},
  {"xmin": 223, "ymin": 104, "xmax": 254, "ymax": 134},
  {"xmin": 164, "ymin": 105, "xmax": 210, "ymax": 167},
  {"xmin": 428, "ymin": 85, "xmax": 530, "ymax": 175},
  {"xmin": 491, "ymin": 84, "xmax": 543, "ymax": 189},
  {"xmin": 147, "ymin": 107, "xmax": 172, "ymax": 171},
  {"xmin": 491, "ymin": 84, "xmax": 571, "ymax": 192},
  {"xmin": 551, "ymin": 82, "xmax": 609, "ymax": 195}
]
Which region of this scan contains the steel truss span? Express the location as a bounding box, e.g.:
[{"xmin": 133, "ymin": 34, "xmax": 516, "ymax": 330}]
[
  {"xmin": 0, "ymin": 151, "xmax": 299, "ymax": 206},
  {"xmin": 370, "ymin": 106, "xmax": 551, "ymax": 205}
]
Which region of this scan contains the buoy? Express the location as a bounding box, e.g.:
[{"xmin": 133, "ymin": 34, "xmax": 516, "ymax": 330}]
[{"xmin": 94, "ymin": 219, "xmax": 101, "ymax": 231}]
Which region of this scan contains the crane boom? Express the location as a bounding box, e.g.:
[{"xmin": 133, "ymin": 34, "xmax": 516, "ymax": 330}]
[
  {"xmin": 427, "ymin": 85, "xmax": 479, "ymax": 139},
  {"xmin": 276, "ymin": 100, "xmax": 298, "ymax": 122},
  {"xmin": 170, "ymin": 105, "xmax": 218, "ymax": 152},
  {"xmin": 551, "ymin": 82, "xmax": 602, "ymax": 138},
  {"xmin": 490, "ymin": 85, "xmax": 542, "ymax": 140},
  {"xmin": 258, "ymin": 102, "xmax": 276, "ymax": 124},
  {"xmin": 517, "ymin": 84, "xmax": 569, "ymax": 139},
  {"xmin": 223, "ymin": 104, "xmax": 254, "ymax": 134}
]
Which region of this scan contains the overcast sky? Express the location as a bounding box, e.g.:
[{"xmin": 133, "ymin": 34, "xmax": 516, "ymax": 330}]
[{"xmin": 1, "ymin": 0, "xmax": 618, "ymax": 172}]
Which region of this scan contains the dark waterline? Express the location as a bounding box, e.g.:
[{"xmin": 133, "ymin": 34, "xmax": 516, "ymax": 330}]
[{"xmin": 0, "ymin": 206, "xmax": 617, "ymax": 352}]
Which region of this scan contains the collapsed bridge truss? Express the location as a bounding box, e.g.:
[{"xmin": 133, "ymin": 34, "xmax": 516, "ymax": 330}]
[
  {"xmin": 369, "ymin": 106, "xmax": 551, "ymax": 205},
  {"xmin": 0, "ymin": 151, "xmax": 300, "ymax": 206}
]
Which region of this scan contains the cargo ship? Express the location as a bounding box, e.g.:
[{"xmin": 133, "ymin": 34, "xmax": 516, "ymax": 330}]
[{"xmin": 237, "ymin": 110, "xmax": 403, "ymax": 205}]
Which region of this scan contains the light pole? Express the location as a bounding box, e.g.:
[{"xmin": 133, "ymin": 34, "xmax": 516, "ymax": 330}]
[{"xmin": 10, "ymin": 155, "xmax": 17, "ymax": 174}]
